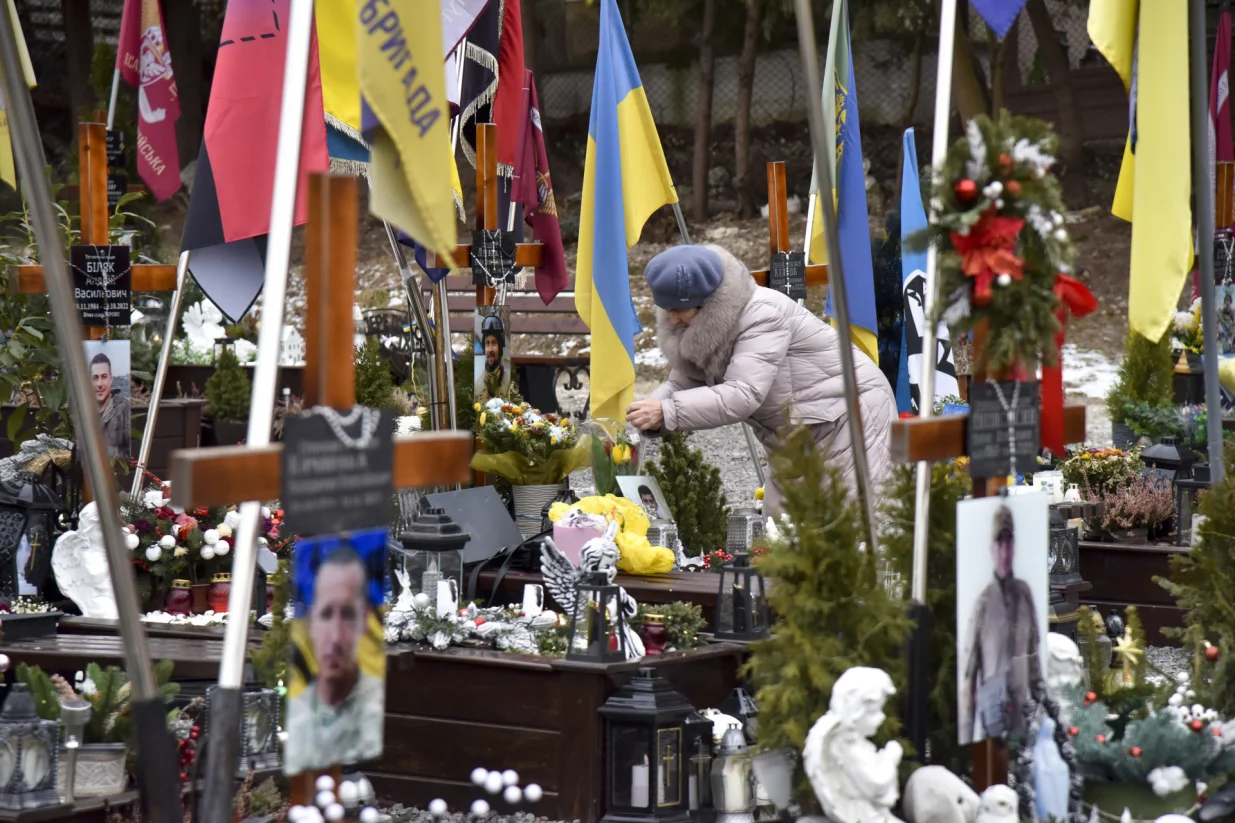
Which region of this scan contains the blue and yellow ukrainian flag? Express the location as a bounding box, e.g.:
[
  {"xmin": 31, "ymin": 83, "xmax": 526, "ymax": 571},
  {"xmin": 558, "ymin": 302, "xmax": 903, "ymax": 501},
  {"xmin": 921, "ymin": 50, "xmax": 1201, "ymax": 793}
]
[
  {"xmin": 807, "ymin": 0, "xmax": 878, "ymax": 363},
  {"xmin": 576, "ymin": 0, "xmax": 677, "ymax": 421}
]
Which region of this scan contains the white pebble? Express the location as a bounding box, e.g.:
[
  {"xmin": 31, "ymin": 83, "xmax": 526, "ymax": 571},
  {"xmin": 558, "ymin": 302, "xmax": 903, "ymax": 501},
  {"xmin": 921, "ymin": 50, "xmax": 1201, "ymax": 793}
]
[
  {"xmin": 159, "ymin": 535, "xmax": 176, "ymax": 549},
  {"xmin": 502, "ymin": 769, "xmax": 519, "ymax": 787},
  {"xmin": 145, "ymin": 546, "xmax": 162, "ymax": 562},
  {"xmin": 1177, "ymin": 684, "xmax": 1188, "ymax": 694},
  {"xmin": 125, "ymin": 532, "xmax": 140, "ymax": 550},
  {"xmin": 484, "ymin": 770, "xmax": 504, "ymax": 795},
  {"xmin": 503, "ymin": 785, "xmax": 522, "ymax": 805},
  {"xmin": 524, "ymin": 784, "xmax": 543, "ymax": 804},
  {"xmin": 470, "ymin": 799, "xmax": 490, "ymax": 816},
  {"xmin": 471, "ymin": 767, "xmax": 489, "ymax": 786},
  {"xmin": 338, "ymin": 781, "xmax": 359, "ymax": 806},
  {"xmin": 428, "ymin": 798, "xmax": 448, "ymax": 816},
  {"xmin": 316, "ymin": 790, "xmax": 336, "ymax": 808},
  {"xmin": 325, "ymin": 803, "xmax": 344, "ymax": 822},
  {"xmin": 359, "ymin": 809, "xmax": 380, "ymax": 823}
]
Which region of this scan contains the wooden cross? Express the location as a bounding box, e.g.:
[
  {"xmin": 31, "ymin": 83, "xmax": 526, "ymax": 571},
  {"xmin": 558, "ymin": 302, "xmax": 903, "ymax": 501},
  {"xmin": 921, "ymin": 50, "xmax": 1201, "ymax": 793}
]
[
  {"xmin": 750, "ymin": 161, "xmax": 829, "ymax": 289},
  {"xmin": 889, "ymin": 322, "xmax": 1087, "ymax": 790},
  {"xmin": 166, "ymin": 173, "xmax": 473, "ymax": 800},
  {"xmin": 7, "ymin": 121, "xmax": 178, "ymax": 339}
]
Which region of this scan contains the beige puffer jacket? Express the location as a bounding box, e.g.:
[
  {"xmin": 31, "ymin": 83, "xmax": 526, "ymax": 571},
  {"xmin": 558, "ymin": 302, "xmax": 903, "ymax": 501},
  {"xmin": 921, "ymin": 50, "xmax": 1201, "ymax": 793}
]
[{"xmin": 649, "ymin": 244, "xmax": 896, "ymax": 510}]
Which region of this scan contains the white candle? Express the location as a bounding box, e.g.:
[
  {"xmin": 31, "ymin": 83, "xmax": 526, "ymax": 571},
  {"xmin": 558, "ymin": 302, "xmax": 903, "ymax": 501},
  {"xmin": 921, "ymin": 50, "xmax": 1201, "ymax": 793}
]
[
  {"xmin": 631, "ymin": 764, "xmax": 649, "ymax": 808},
  {"xmin": 688, "ymin": 774, "xmax": 698, "ymax": 810},
  {"xmin": 522, "ymin": 583, "xmax": 544, "ymax": 617},
  {"xmin": 657, "ymin": 764, "xmax": 665, "ymax": 805},
  {"xmin": 436, "ymin": 579, "xmax": 457, "ymax": 619}
]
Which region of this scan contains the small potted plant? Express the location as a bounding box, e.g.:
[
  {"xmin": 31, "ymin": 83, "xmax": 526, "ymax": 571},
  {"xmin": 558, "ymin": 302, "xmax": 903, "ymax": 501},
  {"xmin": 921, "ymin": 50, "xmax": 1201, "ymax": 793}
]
[
  {"xmin": 1107, "ymin": 331, "xmax": 1175, "ymax": 448},
  {"xmin": 1121, "ymin": 401, "xmax": 1183, "ymax": 445},
  {"xmin": 1087, "ymin": 475, "xmax": 1174, "ymax": 544},
  {"xmin": 1061, "ymin": 447, "xmax": 1144, "ymax": 497},
  {"xmin": 204, "ymin": 344, "xmax": 251, "ymax": 445}
]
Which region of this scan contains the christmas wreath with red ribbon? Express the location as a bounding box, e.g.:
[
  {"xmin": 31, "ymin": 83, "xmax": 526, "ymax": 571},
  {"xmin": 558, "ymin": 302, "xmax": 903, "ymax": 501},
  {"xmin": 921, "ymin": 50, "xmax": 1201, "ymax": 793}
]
[{"xmin": 907, "ymin": 111, "xmax": 1097, "ymax": 454}]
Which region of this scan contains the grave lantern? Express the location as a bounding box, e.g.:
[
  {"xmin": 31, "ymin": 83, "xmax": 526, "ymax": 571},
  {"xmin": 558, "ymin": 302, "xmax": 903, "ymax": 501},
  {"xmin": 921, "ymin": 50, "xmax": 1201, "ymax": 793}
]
[
  {"xmin": 750, "ymin": 749, "xmax": 794, "ymax": 823},
  {"xmin": 1048, "ymin": 506, "xmax": 1081, "ymax": 586},
  {"xmin": 709, "ymin": 725, "xmax": 755, "ymax": 823},
  {"xmin": 0, "ymin": 475, "xmax": 59, "ymax": 602},
  {"xmin": 397, "ymin": 506, "xmax": 470, "ymax": 615},
  {"xmin": 1141, "ymin": 437, "xmax": 1195, "ymax": 485},
  {"xmin": 0, "ymin": 684, "xmax": 59, "ymax": 810},
  {"xmin": 205, "ymin": 685, "xmax": 281, "ymax": 776},
  {"xmin": 714, "ymin": 554, "xmax": 770, "ymax": 642},
  {"xmin": 725, "ymin": 510, "xmax": 763, "ymax": 554},
  {"xmin": 647, "ymin": 520, "xmax": 679, "ymax": 557},
  {"xmin": 717, "ymin": 688, "xmax": 759, "ymax": 744},
  {"xmin": 599, "ymin": 668, "xmax": 694, "ymax": 823},
  {"xmin": 683, "ymin": 711, "xmax": 714, "ymax": 820},
  {"xmin": 58, "ymin": 698, "xmax": 89, "ymax": 805},
  {"xmin": 567, "ymin": 571, "xmax": 628, "ymax": 663}
]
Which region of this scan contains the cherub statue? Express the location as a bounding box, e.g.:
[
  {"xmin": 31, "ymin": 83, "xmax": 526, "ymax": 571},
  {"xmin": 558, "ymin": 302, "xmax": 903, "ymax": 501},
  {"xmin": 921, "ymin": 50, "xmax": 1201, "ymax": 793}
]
[
  {"xmin": 52, "ymin": 502, "xmax": 118, "ymax": 619},
  {"xmin": 1045, "ymin": 632, "xmax": 1084, "ymax": 721},
  {"xmin": 539, "ymin": 520, "xmax": 644, "ymax": 659},
  {"xmin": 804, "ymin": 667, "xmax": 903, "ymax": 823}
]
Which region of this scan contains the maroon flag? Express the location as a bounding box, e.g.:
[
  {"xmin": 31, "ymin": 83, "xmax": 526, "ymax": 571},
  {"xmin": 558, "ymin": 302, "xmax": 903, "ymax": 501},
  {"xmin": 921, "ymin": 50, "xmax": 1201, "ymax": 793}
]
[
  {"xmin": 116, "ymin": 0, "xmax": 181, "ymax": 201},
  {"xmin": 512, "ymin": 70, "xmax": 567, "ymax": 304}
]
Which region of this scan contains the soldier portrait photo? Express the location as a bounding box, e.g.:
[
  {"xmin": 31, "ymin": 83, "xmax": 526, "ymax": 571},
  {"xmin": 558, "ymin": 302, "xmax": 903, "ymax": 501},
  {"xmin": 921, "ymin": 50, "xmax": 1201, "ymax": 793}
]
[
  {"xmin": 956, "ymin": 495, "xmax": 1048, "ymax": 745},
  {"xmin": 474, "ymin": 308, "xmax": 513, "ymax": 404},
  {"xmin": 82, "ymin": 340, "xmax": 132, "ymax": 461}
]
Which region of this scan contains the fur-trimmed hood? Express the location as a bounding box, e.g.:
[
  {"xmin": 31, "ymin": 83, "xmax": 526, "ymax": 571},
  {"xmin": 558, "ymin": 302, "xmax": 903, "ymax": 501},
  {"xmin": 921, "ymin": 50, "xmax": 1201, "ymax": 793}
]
[{"xmin": 656, "ymin": 244, "xmax": 757, "ymax": 384}]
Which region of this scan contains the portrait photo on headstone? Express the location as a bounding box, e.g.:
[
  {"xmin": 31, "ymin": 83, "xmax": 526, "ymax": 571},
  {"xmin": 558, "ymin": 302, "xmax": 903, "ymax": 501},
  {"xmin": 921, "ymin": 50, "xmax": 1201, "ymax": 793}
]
[
  {"xmin": 616, "ymin": 475, "xmax": 672, "ymax": 521},
  {"xmin": 956, "ymin": 493, "xmax": 1048, "ymax": 746},
  {"xmin": 284, "ymin": 527, "xmax": 389, "ymax": 775},
  {"xmin": 82, "ymin": 339, "xmax": 132, "ymax": 461},
  {"xmin": 474, "ymin": 306, "xmax": 513, "ymax": 403}
]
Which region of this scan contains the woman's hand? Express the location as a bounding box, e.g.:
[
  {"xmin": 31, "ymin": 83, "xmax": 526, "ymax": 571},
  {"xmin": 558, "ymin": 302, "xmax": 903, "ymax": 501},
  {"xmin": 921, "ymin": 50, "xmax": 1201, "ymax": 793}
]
[{"xmin": 626, "ymin": 399, "xmax": 664, "ymax": 431}]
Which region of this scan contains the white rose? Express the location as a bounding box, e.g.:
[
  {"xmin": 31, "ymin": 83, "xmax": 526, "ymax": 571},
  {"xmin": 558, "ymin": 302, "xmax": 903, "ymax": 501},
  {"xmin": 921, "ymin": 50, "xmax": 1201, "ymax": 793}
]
[{"xmin": 217, "ymin": 524, "xmax": 233, "ymax": 539}]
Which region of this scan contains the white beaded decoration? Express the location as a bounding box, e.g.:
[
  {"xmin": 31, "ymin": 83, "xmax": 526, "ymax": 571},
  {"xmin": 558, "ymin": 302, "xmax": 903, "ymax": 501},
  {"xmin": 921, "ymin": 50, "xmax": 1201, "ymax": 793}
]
[
  {"xmin": 215, "ymin": 540, "xmax": 230, "ymax": 556},
  {"xmin": 503, "ymin": 786, "xmax": 522, "ymax": 805},
  {"xmin": 996, "ymin": 273, "xmax": 1012, "ymax": 287},
  {"xmin": 501, "ymin": 770, "xmax": 519, "ymax": 787},
  {"xmin": 359, "ymin": 809, "xmax": 380, "ymax": 823},
  {"xmin": 201, "ymin": 546, "xmax": 216, "ymax": 561},
  {"xmin": 159, "ymin": 535, "xmax": 176, "ymax": 549},
  {"xmin": 471, "ymin": 799, "xmax": 491, "ymax": 816},
  {"xmin": 316, "ymin": 790, "xmax": 336, "ymax": 808},
  {"xmin": 471, "ymin": 767, "xmax": 489, "ymax": 787},
  {"xmin": 484, "ymin": 771, "xmax": 504, "ymax": 795},
  {"xmin": 325, "ymin": 803, "xmax": 345, "ymax": 822},
  {"xmin": 428, "ymin": 798, "xmax": 448, "ymax": 816},
  {"xmin": 524, "ymin": 784, "xmax": 543, "ymax": 804},
  {"xmin": 338, "ymin": 781, "xmax": 359, "ymax": 806}
]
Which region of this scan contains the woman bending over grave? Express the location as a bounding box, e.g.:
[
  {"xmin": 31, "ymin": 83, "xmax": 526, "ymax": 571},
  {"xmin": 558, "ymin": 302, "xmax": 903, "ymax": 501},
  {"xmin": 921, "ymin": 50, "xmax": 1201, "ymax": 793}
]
[{"xmin": 626, "ymin": 244, "xmax": 896, "ymax": 513}]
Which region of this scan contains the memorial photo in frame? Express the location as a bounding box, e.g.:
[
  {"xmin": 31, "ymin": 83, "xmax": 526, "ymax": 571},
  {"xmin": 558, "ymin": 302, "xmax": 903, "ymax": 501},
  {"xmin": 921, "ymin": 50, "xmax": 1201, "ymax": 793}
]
[
  {"xmin": 616, "ymin": 475, "xmax": 672, "ymax": 521},
  {"xmin": 82, "ymin": 339, "xmax": 132, "ymax": 460},
  {"xmin": 284, "ymin": 527, "xmax": 389, "ymax": 775},
  {"xmin": 475, "ymin": 306, "xmax": 513, "ymax": 403},
  {"xmin": 956, "ymin": 493, "xmax": 1048, "ymax": 746}
]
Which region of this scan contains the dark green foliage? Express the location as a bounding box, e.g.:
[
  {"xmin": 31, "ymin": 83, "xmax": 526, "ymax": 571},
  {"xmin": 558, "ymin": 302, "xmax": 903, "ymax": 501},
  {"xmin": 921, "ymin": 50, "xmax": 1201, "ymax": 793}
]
[
  {"xmin": 882, "ymin": 461, "xmax": 972, "ymax": 775},
  {"xmin": 1107, "ymin": 331, "xmax": 1174, "ymax": 425},
  {"xmin": 1121, "ymin": 400, "xmax": 1183, "ymax": 441},
  {"xmin": 743, "ymin": 427, "xmax": 913, "ymax": 810},
  {"xmin": 251, "ymin": 557, "xmax": 291, "ymax": 689},
  {"xmin": 419, "ymin": 333, "xmax": 479, "ymax": 433},
  {"xmin": 649, "ymin": 432, "xmax": 728, "ymax": 557},
  {"xmin": 17, "ymin": 660, "xmax": 178, "ymax": 745},
  {"xmin": 1158, "ymin": 446, "xmax": 1235, "ymax": 718},
  {"xmin": 204, "ymin": 345, "xmax": 252, "ymax": 422},
  {"xmin": 630, "ymin": 601, "xmax": 707, "ymax": 651},
  {"xmin": 17, "ymin": 663, "xmax": 60, "ymax": 721},
  {"xmin": 355, "ymin": 338, "xmax": 401, "ymax": 411}
]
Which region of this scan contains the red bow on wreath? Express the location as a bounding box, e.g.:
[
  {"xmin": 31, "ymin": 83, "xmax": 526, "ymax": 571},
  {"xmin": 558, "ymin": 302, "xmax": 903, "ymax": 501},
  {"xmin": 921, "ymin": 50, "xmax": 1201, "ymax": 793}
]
[
  {"xmin": 1042, "ymin": 273, "xmax": 1097, "ymax": 455},
  {"xmin": 950, "ymin": 208, "xmax": 1025, "ymax": 306}
]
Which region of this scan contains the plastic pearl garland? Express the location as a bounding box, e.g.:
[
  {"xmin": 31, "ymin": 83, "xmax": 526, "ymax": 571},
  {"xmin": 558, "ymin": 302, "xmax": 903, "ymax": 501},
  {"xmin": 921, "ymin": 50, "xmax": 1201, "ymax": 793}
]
[
  {"xmin": 324, "ymin": 804, "xmax": 344, "ymax": 822},
  {"xmin": 470, "ymin": 767, "xmax": 488, "ymax": 787},
  {"xmin": 203, "ymin": 529, "xmax": 219, "ymax": 545}
]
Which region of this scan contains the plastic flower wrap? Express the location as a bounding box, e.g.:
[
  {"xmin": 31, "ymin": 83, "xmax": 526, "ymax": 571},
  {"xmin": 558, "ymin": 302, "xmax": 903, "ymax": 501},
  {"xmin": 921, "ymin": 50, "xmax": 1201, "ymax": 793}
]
[
  {"xmin": 472, "ymin": 398, "xmax": 592, "ymax": 485},
  {"xmin": 584, "ymin": 418, "xmax": 643, "ymax": 496},
  {"xmin": 547, "ymin": 495, "xmax": 675, "ymax": 575}
]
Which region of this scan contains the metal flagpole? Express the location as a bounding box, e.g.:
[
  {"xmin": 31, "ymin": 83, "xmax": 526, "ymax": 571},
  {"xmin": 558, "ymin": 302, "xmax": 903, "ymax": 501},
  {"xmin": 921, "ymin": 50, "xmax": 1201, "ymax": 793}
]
[
  {"xmin": 670, "ymin": 201, "xmax": 766, "ymax": 487},
  {"xmin": 200, "ymin": 2, "xmax": 315, "ymax": 820},
  {"xmin": 130, "ymin": 251, "xmax": 190, "ymax": 497},
  {"xmin": 106, "ymin": 69, "xmax": 121, "ymax": 130},
  {"xmin": 0, "ymin": 12, "xmax": 181, "ymax": 823},
  {"xmin": 802, "ymin": 194, "xmax": 815, "ymax": 263},
  {"xmin": 791, "ymin": 0, "xmax": 879, "ymax": 555},
  {"xmin": 380, "ymin": 218, "xmax": 446, "ymax": 430},
  {"xmin": 1192, "ymin": 0, "xmax": 1225, "ymax": 483}
]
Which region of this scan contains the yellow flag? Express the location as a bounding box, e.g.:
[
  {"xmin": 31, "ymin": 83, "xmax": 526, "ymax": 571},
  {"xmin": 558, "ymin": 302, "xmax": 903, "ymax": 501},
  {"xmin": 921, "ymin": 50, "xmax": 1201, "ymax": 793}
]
[
  {"xmin": 0, "ymin": 0, "xmax": 37, "ymax": 191},
  {"xmin": 359, "ymin": 0, "xmax": 458, "ymax": 265},
  {"xmin": 316, "ymin": 0, "xmax": 362, "ymax": 139},
  {"xmin": 1088, "ymin": 0, "xmax": 1192, "ymax": 342}
]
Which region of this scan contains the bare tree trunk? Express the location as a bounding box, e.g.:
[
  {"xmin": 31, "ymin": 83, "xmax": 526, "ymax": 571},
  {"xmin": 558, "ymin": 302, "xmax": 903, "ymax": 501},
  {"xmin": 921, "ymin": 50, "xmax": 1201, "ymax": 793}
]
[
  {"xmin": 1026, "ymin": 0, "xmax": 1088, "ymax": 204},
  {"xmin": 734, "ymin": 0, "xmax": 762, "ymax": 219},
  {"xmin": 692, "ymin": 0, "xmax": 718, "ymax": 223}
]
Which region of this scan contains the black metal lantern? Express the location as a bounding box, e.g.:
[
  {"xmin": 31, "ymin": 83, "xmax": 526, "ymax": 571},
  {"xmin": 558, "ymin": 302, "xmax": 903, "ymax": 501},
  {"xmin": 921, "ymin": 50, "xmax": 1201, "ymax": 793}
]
[
  {"xmin": 568, "ymin": 571, "xmax": 628, "ymax": 663},
  {"xmin": 599, "ymin": 668, "xmax": 694, "ymax": 823},
  {"xmin": 0, "ymin": 684, "xmax": 60, "ymax": 809},
  {"xmin": 205, "ymin": 685, "xmax": 281, "ymax": 776},
  {"xmin": 1141, "ymin": 437, "xmax": 1196, "ymax": 485},
  {"xmin": 713, "ymin": 553, "xmax": 770, "ymax": 642},
  {"xmin": 397, "ymin": 506, "xmax": 470, "ymax": 615},
  {"xmin": 1048, "ymin": 505, "xmax": 1081, "ymax": 586},
  {"xmin": 1175, "ymin": 476, "xmax": 1211, "ymax": 546},
  {"xmin": 717, "ymin": 688, "xmax": 758, "ymax": 744},
  {"xmin": 683, "ymin": 712, "xmax": 714, "ymax": 821},
  {"xmin": 0, "ymin": 475, "xmax": 59, "ymax": 602}
]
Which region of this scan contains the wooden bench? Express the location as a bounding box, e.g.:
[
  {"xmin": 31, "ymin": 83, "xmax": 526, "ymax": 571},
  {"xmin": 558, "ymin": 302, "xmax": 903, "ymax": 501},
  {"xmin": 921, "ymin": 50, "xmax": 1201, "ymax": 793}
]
[{"xmin": 424, "ymin": 275, "xmax": 591, "ymax": 419}]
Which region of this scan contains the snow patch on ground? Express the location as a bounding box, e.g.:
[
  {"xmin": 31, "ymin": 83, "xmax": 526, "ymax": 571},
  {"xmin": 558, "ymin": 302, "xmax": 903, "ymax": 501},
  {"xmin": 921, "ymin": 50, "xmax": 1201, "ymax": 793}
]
[
  {"xmin": 1063, "ymin": 344, "xmax": 1119, "ymax": 400},
  {"xmin": 635, "ymin": 348, "xmax": 668, "ymax": 368}
]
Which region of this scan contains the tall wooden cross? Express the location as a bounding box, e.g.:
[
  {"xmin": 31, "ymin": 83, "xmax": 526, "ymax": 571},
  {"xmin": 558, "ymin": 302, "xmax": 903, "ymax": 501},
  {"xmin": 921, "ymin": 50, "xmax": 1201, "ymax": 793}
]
[
  {"xmin": 749, "ymin": 161, "xmax": 829, "ymax": 289},
  {"xmin": 889, "ymin": 322, "xmax": 1087, "ymax": 790},
  {"xmin": 7, "ymin": 121, "xmax": 178, "ymax": 338},
  {"xmin": 166, "ymin": 174, "xmax": 474, "ymax": 799}
]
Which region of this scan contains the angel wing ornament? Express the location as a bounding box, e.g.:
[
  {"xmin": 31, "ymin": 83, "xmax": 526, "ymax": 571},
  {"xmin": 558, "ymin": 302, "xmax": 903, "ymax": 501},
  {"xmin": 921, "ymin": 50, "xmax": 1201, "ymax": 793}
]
[
  {"xmin": 540, "ymin": 522, "xmax": 644, "ymax": 660},
  {"xmin": 52, "ymin": 503, "xmax": 119, "ymax": 619}
]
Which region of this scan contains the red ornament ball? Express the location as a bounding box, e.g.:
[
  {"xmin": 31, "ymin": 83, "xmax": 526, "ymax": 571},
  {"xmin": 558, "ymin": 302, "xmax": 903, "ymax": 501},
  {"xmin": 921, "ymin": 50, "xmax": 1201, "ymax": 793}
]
[
  {"xmin": 1084, "ymin": 691, "xmax": 1097, "ymax": 705},
  {"xmin": 954, "ymin": 179, "xmax": 978, "ymax": 202},
  {"xmin": 1130, "ymin": 747, "xmax": 1142, "ymax": 757},
  {"xmin": 1096, "ymin": 734, "xmax": 1107, "ymax": 744},
  {"xmin": 1067, "ymin": 726, "xmax": 1079, "ymax": 737},
  {"xmin": 1206, "ymin": 644, "xmax": 1220, "ymax": 662},
  {"xmin": 1191, "ymin": 719, "xmax": 1206, "ymax": 733},
  {"xmin": 1005, "ymin": 180, "xmax": 1022, "ymax": 197},
  {"xmin": 1215, "ymin": 727, "xmax": 1224, "ymax": 737},
  {"xmin": 998, "ymin": 153, "xmax": 1013, "ymax": 172}
]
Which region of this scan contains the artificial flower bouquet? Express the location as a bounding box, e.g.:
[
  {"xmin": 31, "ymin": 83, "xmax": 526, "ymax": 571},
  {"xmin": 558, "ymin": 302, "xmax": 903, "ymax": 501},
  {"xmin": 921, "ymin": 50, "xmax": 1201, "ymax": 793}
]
[
  {"xmin": 586, "ymin": 418, "xmax": 642, "ymax": 496},
  {"xmin": 546, "ymin": 495, "xmax": 675, "ymax": 575},
  {"xmin": 471, "ymin": 398, "xmax": 591, "ymax": 485},
  {"xmin": 1060, "ymin": 447, "xmax": 1144, "ymax": 496},
  {"xmin": 1172, "ymin": 300, "xmax": 1204, "ymax": 356}
]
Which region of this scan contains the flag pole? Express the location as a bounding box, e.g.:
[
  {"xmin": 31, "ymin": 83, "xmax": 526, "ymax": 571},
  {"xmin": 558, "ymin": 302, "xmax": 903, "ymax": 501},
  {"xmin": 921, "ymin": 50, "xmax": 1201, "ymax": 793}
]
[
  {"xmin": 791, "ymin": 0, "xmax": 880, "ymax": 553},
  {"xmin": 130, "ymin": 251, "xmax": 189, "ymax": 497},
  {"xmin": 200, "ymin": 1, "xmax": 315, "ymax": 819},
  {"xmin": 0, "ymin": 8, "xmax": 182, "ymax": 823},
  {"xmin": 1192, "ymin": 0, "xmax": 1226, "ymax": 483},
  {"xmin": 106, "ymin": 68, "xmax": 120, "ymax": 130}
]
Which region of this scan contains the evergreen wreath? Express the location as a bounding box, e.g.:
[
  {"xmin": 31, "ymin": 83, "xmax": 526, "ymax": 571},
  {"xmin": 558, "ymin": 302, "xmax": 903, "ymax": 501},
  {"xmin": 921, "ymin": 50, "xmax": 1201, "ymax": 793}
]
[{"xmin": 909, "ymin": 111, "xmax": 1087, "ymax": 378}]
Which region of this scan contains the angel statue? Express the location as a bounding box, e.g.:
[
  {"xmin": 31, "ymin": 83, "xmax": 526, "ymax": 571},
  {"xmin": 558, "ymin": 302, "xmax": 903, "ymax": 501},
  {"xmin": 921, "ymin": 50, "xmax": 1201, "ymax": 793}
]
[
  {"xmin": 804, "ymin": 666, "xmax": 903, "ymax": 823},
  {"xmin": 540, "ymin": 520, "xmax": 645, "ymax": 660},
  {"xmin": 52, "ymin": 502, "xmax": 119, "ymax": 619}
]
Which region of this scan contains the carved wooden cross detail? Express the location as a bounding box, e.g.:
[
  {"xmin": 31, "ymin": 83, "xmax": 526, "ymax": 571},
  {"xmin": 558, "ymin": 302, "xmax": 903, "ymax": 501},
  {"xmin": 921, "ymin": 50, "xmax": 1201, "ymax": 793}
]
[{"xmin": 749, "ymin": 161, "xmax": 829, "ymax": 289}]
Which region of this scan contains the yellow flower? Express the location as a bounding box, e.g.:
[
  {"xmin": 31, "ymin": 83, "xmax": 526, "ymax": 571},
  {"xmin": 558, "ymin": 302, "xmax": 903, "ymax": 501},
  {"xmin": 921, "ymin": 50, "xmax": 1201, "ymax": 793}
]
[
  {"xmin": 551, "ymin": 435, "xmax": 558, "ymax": 445},
  {"xmin": 480, "ymin": 413, "xmax": 487, "ymax": 425},
  {"xmin": 755, "ymin": 487, "xmax": 764, "ymax": 501},
  {"xmin": 1081, "ymin": 453, "xmax": 1091, "ymax": 460},
  {"xmin": 613, "ymin": 444, "xmax": 630, "ymax": 464},
  {"xmin": 474, "ymin": 402, "xmax": 481, "ymax": 411},
  {"xmin": 533, "ymin": 421, "xmax": 545, "ymax": 429}
]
